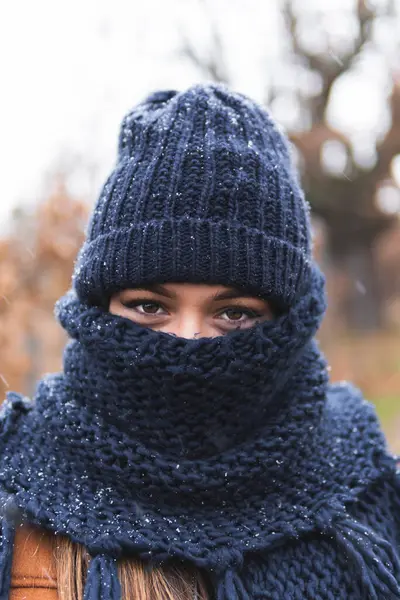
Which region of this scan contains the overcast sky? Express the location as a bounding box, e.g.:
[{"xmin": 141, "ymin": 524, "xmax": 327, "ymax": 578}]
[{"xmin": 1, "ymin": 0, "xmax": 398, "ymax": 231}]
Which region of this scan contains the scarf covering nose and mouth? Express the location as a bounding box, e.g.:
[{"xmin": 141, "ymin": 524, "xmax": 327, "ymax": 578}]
[{"xmin": 58, "ymin": 269, "xmax": 325, "ymax": 460}]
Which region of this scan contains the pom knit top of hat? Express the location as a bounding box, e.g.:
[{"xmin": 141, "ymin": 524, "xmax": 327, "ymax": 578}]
[{"xmin": 1, "ymin": 83, "xmax": 400, "ymax": 600}]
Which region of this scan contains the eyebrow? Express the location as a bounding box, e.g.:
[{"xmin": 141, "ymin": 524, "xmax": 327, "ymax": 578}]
[
  {"xmin": 127, "ymin": 284, "xmax": 176, "ymax": 299},
  {"xmin": 211, "ymin": 289, "xmax": 255, "ymax": 302}
]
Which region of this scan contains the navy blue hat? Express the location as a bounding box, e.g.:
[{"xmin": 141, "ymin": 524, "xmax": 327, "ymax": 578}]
[{"xmin": 73, "ymin": 83, "xmax": 320, "ymax": 307}]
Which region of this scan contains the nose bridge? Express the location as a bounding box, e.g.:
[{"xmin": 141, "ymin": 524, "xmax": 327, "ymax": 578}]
[{"xmin": 175, "ymin": 308, "xmax": 204, "ymax": 339}]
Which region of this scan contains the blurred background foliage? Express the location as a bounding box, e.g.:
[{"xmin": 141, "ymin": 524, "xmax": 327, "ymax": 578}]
[{"xmin": 0, "ymin": 0, "xmax": 399, "ymax": 451}]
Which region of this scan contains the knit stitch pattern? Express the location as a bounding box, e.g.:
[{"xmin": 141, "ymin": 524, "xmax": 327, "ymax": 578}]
[{"xmin": 73, "ymin": 84, "xmax": 315, "ymax": 308}]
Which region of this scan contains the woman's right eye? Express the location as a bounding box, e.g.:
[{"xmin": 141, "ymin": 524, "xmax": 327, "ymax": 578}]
[{"xmin": 122, "ymin": 300, "xmax": 165, "ymax": 315}]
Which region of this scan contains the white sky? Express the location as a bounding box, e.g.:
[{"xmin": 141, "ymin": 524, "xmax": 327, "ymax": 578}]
[{"xmin": 0, "ymin": 0, "xmax": 398, "ymax": 231}]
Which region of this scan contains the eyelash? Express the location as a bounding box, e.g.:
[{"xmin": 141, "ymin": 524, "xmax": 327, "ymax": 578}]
[{"xmin": 121, "ymin": 299, "xmax": 262, "ymax": 322}]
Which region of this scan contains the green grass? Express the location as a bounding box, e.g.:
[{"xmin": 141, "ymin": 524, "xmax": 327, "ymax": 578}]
[{"xmin": 371, "ymin": 396, "xmax": 400, "ymax": 430}]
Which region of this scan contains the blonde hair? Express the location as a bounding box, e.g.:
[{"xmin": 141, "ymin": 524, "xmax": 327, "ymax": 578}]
[{"xmin": 55, "ymin": 535, "xmax": 210, "ymax": 600}]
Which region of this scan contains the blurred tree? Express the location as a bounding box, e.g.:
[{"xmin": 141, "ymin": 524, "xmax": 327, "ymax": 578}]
[
  {"xmin": 181, "ymin": 0, "xmax": 400, "ymax": 330},
  {"xmin": 0, "ymin": 177, "xmax": 87, "ymax": 399}
]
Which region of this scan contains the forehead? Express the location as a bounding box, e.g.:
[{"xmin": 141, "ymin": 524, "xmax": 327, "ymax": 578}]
[
  {"xmin": 162, "ymin": 283, "xmax": 235, "ymax": 295},
  {"xmin": 118, "ymin": 283, "xmax": 259, "ymax": 301}
]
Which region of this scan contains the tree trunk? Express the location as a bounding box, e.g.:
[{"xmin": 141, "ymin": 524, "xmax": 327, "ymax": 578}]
[{"xmin": 332, "ymin": 242, "xmax": 383, "ymax": 331}]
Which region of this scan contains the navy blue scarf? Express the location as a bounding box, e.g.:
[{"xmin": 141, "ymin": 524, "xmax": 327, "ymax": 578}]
[{"xmin": 1, "ymin": 272, "xmax": 400, "ymax": 599}]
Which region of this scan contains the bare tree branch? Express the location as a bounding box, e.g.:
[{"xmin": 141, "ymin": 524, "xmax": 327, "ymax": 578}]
[
  {"xmin": 179, "ymin": 0, "xmax": 229, "ymax": 83},
  {"xmin": 282, "ymin": 0, "xmax": 377, "ymax": 123},
  {"xmin": 369, "ymin": 79, "xmax": 400, "ymax": 181}
]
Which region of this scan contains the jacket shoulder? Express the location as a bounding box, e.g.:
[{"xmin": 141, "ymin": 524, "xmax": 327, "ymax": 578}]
[
  {"xmin": 325, "ymin": 381, "xmax": 386, "ymax": 434},
  {"xmin": 11, "ymin": 523, "xmax": 57, "ymax": 599},
  {"xmin": 326, "ymin": 380, "xmax": 370, "ymax": 409}
]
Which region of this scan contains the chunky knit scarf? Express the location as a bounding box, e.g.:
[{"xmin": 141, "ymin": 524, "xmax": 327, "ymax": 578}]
[{"xmin": 0, "ymin": 275, "xmax": 400, "ymax": 599}]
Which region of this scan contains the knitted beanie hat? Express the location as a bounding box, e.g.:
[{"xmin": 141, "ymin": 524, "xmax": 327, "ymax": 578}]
[{"xmin": 73, "ymin": 83, "xmax": 320, "ymax": 308}]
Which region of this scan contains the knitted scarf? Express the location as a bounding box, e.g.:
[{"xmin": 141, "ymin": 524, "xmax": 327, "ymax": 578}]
[{"xmin": 0, "ymin": 273, "xmax": 400, "ymax": 599}]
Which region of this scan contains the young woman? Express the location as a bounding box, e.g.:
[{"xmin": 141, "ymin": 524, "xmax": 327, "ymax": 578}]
[{"xmin": 0, "ymin": 84, "xmax": 399, "ymax": 600}]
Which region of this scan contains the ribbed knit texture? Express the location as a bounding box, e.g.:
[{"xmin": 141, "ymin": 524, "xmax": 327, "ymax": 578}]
[{"xmin": 73, "ymin": 84, "xmax": 315, "ymax": 307}]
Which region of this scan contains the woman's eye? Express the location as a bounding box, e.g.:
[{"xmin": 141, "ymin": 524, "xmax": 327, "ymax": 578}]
[
  {"xmin": 219, "ymin": 307, "xmax": 260, "ymax": 323},
  {"xmin": 122, "ymin": 301, "xmax": 164, "ymax": 315},
  {"xmin": 138, "ymin": 302, "xmax": 163, "ymax": 315}
]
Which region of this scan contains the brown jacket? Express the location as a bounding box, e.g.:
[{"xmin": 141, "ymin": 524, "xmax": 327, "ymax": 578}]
[{"xmin": 11, "ymin": 524, "xmax": 57, "ymax": 599}]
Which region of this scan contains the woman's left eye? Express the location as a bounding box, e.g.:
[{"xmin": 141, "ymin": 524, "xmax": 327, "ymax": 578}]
[{"xmin": 219, "ymin": 307, "xmax": 260, "ymax": 322}]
